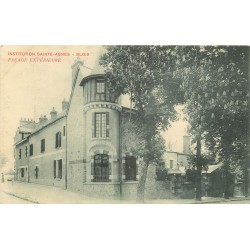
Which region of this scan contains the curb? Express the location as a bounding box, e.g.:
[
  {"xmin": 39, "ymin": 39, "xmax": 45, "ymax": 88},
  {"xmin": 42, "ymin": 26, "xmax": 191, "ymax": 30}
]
[
  {"xmin": 191, "ymin": 197, "xmax": 250, "ymax": 204},
  {"xmin": 3, "ymin": 191, "xmax": 39, "ymax": 204}
]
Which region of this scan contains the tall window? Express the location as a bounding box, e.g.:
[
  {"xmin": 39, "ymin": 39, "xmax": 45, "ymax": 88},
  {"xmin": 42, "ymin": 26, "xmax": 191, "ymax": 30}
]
[
  {"xmin": 30, "ymin": 144, "xmax": 33, "ymax": 156},
  {"xmin": 170, "ymin": 160, "xmax": 174, "ymax": 168},
  {"xmin": 125, "ymin": 156, "xmax": 137, "ymax": 181},
  {"xmin": 41, "ymin": 139, "xmax": 45, "ymax": 153},
  {"xmin": 93, "ymin": 154, "xmax": 109, "ymax": 182},
  {"xmin": 19, "ymin": 149, "xmax": 22, "ymax": 159},
  {"xmin": 35, "ymin": 166, "xmax": 39, "ymax": 179},
  {"xmin": 55, "ymin": 132, "xmax": 61, "ymax": 148},
  {"xmin": 53, "ymin": 159, "xmax": 62, "ymax": 179},
  {"xmin": 25, "ymin": 146, "xmax": 28, "ymax": 157},
  {"xmin": 96, "ymin": 81, "xmax": 105, "ymax": 93},
  {"xmin": 58, "ymin": 159, "xmax": 62, "ymax": 179},
  {"xmin": 21, "ymin": 168, "xmax": 24, "ymax": 177},
  {"xmin": 63, "ymin": 126, "xmax": 66, "ymax": 136},
  {"xmin": 94, "ymin": 112, "xmax": 109, "ymax": 138},
  {"xmin": 96, "ymin": 80, "xmax": 106, "ymax": 101},
  {"xmin": 54, "ymin": 160, "xmax": 56, "ymax": 179}
]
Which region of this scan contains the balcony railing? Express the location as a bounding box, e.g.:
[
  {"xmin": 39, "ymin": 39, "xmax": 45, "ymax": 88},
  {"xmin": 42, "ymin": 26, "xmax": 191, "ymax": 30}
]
[{"xmin": 91, "ymin": 175, "xmax": 111, "ymax": 182}]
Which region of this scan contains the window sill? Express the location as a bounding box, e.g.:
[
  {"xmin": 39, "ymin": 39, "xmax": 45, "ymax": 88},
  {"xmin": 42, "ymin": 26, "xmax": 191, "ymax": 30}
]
[
  {"xmin": 123, "ymin": 181, "xmax": 138, "ymax": 184},
  {"xmin": 84, "ymin": 182, "xmax": 119, "ymax": 185},
  {"xmin": 92, "ymin": 137, "xmax": 111, "ymax": 140}
]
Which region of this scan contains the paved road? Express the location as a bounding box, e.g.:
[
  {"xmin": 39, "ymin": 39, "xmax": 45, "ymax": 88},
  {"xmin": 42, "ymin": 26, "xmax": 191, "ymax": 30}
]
[
  {"xmin": 220, "ymin": 199, "xmax": 250, "ymax": 204},
  {"xmin": 0, "ymin": 190, "xmax": 33, "ymax": 204}
]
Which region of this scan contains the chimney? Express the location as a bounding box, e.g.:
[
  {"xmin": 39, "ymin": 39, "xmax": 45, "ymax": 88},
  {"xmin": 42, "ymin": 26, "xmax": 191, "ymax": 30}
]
[
  {"xmin": 19, "ymin": 117, "xmax": 34, "ymax": 127},
  {"xmin": 183, "ymin": 128, "xmax": 191, "ymax": 154},
  {"xmin": 39, "ymin": 115, "xmax": 48, "ymax": 125},
  {"xmin": 62, "ymin": 98, "xmax": 69, "ymax": 111},
  {"xmin": 71, "ymin": 57, "xmax": 83, "ymax": 87},
  {"xmin": 50, "ymin": 107, "xmax": 57, "ymax": 120}
]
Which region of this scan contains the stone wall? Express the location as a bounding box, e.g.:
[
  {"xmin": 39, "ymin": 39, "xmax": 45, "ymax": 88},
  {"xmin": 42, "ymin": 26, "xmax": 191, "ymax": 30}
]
[
  {"xmin": 83, "ymin": 183, "xmax": 120, "ymax": 200},
  {"xmin": 66, "ymin": 69, "xmax": 85, "ymax": 192},
  {"xmin": 28, "ymin": 117, "xmax": 66, "ymax": 188}
]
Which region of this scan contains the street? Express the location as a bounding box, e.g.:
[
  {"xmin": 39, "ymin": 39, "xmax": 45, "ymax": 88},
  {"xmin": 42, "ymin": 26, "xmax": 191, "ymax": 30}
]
[
  {"xmin": 0, "ymin": 190, "xmax": 33, "ymax": 204},
  {"xmin": 220, "ymin": 199, "xmax": 250, "ymax": 204}
]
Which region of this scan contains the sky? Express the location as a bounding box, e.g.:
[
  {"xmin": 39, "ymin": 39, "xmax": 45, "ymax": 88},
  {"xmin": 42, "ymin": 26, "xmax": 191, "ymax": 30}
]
[{"xmin": 0, "ymin": 45, "xmax": 188, "ymax": 172}]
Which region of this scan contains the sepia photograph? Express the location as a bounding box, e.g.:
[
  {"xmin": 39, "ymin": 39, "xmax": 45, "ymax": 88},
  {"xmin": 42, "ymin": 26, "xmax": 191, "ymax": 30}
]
[
  {"xmin": 0, "ymin": 45, "xmax": 249, "ymax": 204},
  {"xmin": 1, "ymin": 1, "xmax": 250, "ymax": 250}
]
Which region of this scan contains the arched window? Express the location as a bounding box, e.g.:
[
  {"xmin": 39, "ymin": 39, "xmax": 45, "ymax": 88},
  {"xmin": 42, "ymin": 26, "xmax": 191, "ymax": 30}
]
[
  {"xmin": 125, "ymin": 156, "xmax": 137, "ymax": 181},
  {"xmin": 94, "ymin": 154, "xmax": 109, "ymax": 182}
]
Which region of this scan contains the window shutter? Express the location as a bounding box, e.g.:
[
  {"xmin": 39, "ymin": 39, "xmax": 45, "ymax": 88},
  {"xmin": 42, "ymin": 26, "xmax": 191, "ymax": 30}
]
[
  {"xmin": 106, "ymin": 112, "xmax": 109, "ymax": 137},
  {"xmin": 59, "ymin": 159, "xmax": 62, "ymax": 179},
  {"xmin": 54, "ymin": 160, "xmax": 56, "ymax": 178},
  {"xmin": 55, "ymin": 133, "xmax": 57, "ymax": 148},
  {"xmin": 59, "ymin": 132, "xmax": 61, "ymax": 147},
  {"xmin": 92, "ymin": 113, "xmax": 96, "ymax": 137}
]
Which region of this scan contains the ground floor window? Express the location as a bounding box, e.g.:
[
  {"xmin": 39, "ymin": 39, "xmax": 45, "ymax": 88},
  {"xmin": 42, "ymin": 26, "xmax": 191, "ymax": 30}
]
[
  {"xmin": 35, "ymin": 166, "xmax": 39, "ymax": 179},
  {"xmin": 53, "ymin": 159, "xmax": 62, "ymax": 179},
  {"xmin": 21, "ymin": 168, "xmax": 25, "ymax": 178},
  {"xmin": 125, "ymin": 156, "xmax": 137, "ymax": 181},
  {"xmin": 170, "ymin": 160, "xmax": 174, "ymax": 168},
  {"xmin": 93, "ymin": 154, "xmax": 109, "ymax": 182},
  {"xmin": 58, "ymin": 160, "xmax": 62, "ymax": 179}
]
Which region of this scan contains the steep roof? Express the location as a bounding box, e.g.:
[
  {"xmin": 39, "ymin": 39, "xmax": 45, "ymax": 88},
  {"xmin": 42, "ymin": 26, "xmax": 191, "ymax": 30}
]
[
  {"xmin": 79, "ymin": 48, "xmax": 106, "ymax": 85},
  {"xmin": 202, "ymin": 164, "xmax": 222, "ymax": 174},
  {"xmin": 30, "ymin": 110, "xmax": 67, "ymax": 137}
]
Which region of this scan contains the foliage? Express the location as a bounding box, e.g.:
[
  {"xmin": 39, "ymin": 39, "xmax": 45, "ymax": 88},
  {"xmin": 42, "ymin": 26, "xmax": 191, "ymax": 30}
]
[
  {"xmin": 155, "ymin": 167, "xmax": 168, "ymax": 181},
  {"xmin": 185, "ymin": 168, "xmax": 197, "ymax": 184},
  {"xmin": 100, "ymin": 45, "xmax": 249, "ymax": 199},
  {"xmin": 100, "ymin": 46, "xmax": 183, "ymax": 200},
  {"xmin": 188, "ymin": 153, "xmax": 214, "ymax": 172},
  {"xmin": 173, "ymin": 46, "xmax": 249, "ymax": 167},
  {"xmin": 100, "ymin": 46, "xmax": 183, "ymax": 161},
  {"xmin": 170, "ymin": 46, "xmax": 249, "ymax": 197},
  {"xmin": 121, "ymin": 115, "xmax": 146, "ymax": 156}
]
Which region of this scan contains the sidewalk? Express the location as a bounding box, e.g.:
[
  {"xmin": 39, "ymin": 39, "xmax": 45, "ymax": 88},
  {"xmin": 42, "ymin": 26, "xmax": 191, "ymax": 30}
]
[
  {"xmin": 0, "ymin": 181, "xmax": 249, "ymax": 204},
  {"xmin": 0, "ymin": 181, "xmax": 121, "ymax": 204},
  {"xmin": 147, "ymin": 196, "xmax": 250, "ymax": 204}
]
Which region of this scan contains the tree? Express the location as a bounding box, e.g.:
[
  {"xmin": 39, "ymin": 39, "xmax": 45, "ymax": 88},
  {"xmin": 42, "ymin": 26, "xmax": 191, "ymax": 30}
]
[
  {"xmin": 100, "ymin": 46, "xmax": 183, "ymax": 202},
  {"xmin": 172, "ymin": 46, "xmax": 249, "ymax": 199},
  {"xmin": 101, "ymin": 45, "xmax": 249, "ymax": 201}
]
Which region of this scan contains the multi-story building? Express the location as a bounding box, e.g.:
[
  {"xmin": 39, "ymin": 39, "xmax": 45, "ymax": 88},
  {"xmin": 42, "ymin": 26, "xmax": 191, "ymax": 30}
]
[
  {"xmin": 14, "ymin": 107, "xmax": 67, "ymax": 188},
  {"xmin": 14, "ymin": 57, "xmax": 147, "ymax": 200},
  {"xmin": 14, "ymin": 56, "xmax": 196, "ymax": 200}
]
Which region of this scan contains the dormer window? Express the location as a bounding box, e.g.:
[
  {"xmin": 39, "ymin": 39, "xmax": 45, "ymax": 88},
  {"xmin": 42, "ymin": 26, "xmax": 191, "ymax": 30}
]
[
  {"xmin": 83, "ymin": 77, "xmax": 116, "ymax": 104},
  {"xmin": 96, "ymin": 81, "xmax": 105, "ymax": 94},
  {"xmin": 95, "ymin": 80, "xmax": 106, "ymax": 101}
]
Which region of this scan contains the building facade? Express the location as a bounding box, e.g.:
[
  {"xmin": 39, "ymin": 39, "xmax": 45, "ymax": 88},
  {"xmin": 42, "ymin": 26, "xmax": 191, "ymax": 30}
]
[
  {"xmin": 14, "ymin": 57, "xmax": 202, "ymax": 200},
  {"xmin": 14, "ymin": 107, "xmax": 67, "ymax": 188},
  {"xmin": 14, "ymin": 57, "xmax": 146, "ymax": 200}
]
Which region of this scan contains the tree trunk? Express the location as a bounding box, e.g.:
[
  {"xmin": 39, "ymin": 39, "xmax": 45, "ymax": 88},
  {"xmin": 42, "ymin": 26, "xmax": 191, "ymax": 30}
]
[
  {"xmin": 244, "ymin": 162, "xmax": 249, "ymax": 197},
  {"xmin": 224, "ymin": 166, "xmax": 230, "ymax": 199},
  {"xmin": 136, "ymin": 161, "xmax": 149, "ymax": 203},
  {"xmin": 195, "ymin": 137, "xmax": 202, "ymax": 201},
  {"xmin": 247, "ymin": 46, "xmax": 250, "ymax": 197}
]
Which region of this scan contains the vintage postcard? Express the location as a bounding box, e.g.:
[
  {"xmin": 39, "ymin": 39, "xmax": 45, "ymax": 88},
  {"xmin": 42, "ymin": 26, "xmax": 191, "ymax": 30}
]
[{"xmin": 0, "ymin": 45, "xmax": 249, "ymax": 204}]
